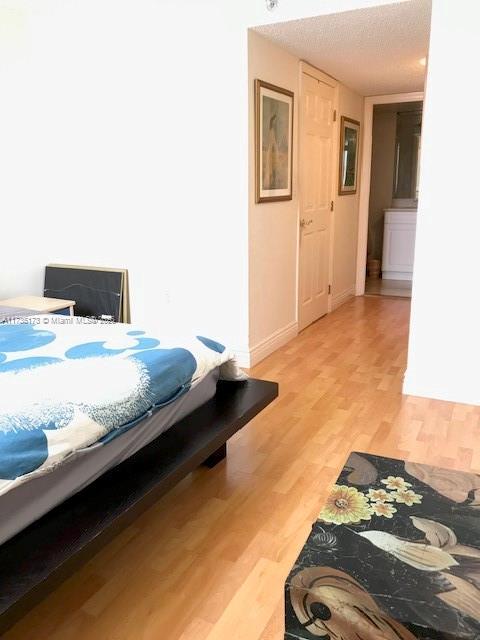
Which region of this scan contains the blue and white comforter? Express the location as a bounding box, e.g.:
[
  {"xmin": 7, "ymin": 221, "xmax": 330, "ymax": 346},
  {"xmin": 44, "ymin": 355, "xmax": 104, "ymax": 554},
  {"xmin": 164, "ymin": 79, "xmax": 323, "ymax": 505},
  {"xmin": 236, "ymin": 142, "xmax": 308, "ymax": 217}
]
[{"xmin": 0, "ymin": 316, "xmax": 245, "ymax": 496}]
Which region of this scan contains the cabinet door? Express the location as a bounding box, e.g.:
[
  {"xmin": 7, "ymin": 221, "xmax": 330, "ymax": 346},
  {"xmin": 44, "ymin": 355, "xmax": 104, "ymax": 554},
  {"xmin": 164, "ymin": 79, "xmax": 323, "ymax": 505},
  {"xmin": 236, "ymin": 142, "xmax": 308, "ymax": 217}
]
[{"xmin": 382, "ymin": 221, "xmax": 416, "ymax": 279}]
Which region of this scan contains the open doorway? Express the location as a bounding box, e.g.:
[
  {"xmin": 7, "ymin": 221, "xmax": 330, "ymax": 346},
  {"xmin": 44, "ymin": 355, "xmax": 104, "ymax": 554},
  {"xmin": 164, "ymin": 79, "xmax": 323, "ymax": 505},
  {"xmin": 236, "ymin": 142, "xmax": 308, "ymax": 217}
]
[
  {"xmin": 355, "ymin": 89, "xmax": 425, "ymax": 298},
  {"xmin": 365, "ymin": 100, "xmax": 423, "ymax": 298}
]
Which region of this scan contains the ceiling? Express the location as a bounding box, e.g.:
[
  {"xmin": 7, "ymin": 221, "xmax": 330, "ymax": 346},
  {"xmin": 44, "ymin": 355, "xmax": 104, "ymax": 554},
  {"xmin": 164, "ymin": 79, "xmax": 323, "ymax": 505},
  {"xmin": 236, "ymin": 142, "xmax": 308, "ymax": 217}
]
[{"xmin": 253, "ymin": 0, "xmax": 431, "ymax": 96}]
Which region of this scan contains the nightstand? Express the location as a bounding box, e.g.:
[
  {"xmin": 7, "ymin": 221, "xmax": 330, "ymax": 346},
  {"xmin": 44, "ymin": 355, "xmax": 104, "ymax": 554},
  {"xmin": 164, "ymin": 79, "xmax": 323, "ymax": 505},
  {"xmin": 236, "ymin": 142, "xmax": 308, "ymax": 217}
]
[{"xmin": 0, "ymin": 296, "xmax": 76, "ymax": 317}]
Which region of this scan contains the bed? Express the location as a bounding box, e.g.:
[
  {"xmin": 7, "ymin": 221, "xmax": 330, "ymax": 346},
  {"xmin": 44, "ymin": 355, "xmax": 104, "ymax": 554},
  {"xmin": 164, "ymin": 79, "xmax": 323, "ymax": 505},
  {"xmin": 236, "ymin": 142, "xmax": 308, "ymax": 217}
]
[{"xmin": 0, "ymin": 316, "xmax": 278, "ymax": 632}]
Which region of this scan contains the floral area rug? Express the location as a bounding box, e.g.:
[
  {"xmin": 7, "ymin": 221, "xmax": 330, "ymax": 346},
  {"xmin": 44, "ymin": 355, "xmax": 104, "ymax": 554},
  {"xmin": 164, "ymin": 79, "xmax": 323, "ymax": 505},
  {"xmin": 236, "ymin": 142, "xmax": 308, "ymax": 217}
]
[{"xmin": 285, "ymin": 452, "xmax": 480, "ymax": 639}]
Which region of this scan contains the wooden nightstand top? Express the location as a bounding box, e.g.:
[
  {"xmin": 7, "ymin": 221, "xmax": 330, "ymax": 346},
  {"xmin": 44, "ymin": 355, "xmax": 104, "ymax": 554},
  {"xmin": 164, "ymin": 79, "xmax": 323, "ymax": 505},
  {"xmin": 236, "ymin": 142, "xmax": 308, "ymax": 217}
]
[{"xmin": 0, "ymin": 296, "xmax": 76, "ymax": 313}]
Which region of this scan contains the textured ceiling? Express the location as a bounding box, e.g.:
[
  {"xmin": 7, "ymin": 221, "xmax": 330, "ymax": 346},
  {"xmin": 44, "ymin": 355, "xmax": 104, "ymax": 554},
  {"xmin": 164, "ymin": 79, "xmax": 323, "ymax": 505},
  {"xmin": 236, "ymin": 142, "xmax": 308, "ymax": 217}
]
[{"xmin": 254, "ymin": 0, "xmax": 431, "ymax": 96}]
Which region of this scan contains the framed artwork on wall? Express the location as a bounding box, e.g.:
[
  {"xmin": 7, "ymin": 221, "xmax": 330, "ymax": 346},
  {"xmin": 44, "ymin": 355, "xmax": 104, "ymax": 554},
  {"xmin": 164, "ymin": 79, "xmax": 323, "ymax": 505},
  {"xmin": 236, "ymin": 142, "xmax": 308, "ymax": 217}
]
[
  {"xmin": 255, "ymin": 79, "xmax": 294, "ymax": 203},
  {"xmin": 339, "ymin": 116, "xmax": 360, "ymax": 195}
]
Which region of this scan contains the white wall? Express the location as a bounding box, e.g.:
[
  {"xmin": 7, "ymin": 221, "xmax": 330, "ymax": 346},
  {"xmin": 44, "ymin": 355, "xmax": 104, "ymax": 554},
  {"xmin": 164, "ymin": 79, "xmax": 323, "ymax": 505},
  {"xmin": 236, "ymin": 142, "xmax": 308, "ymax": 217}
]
[
  {"xmin": 0, "ymin": 0, "xmax": 250, "ymax": 350},
  {"xmin": 0, "ymin": 0, "xmax": 411, "ymax": 359},
  {"xmin": 404, "ymin": 0, "xmax": 480, "ymax": 405},
  {"xmin": 248, "ymin": 31, "xmax": 299, "ymax": 362}
]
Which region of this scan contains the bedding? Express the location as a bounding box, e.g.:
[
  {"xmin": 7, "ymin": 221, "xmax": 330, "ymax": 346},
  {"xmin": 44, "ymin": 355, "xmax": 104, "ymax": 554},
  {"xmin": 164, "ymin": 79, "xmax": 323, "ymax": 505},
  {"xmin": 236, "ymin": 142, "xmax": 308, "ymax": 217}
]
[
  {"xmin": 0, "ymin": 316, "xmax": 245, "ymax": 498},
  {"xmin": 0, "ymin": 368, "xmax": 219, "ymax": 545}
]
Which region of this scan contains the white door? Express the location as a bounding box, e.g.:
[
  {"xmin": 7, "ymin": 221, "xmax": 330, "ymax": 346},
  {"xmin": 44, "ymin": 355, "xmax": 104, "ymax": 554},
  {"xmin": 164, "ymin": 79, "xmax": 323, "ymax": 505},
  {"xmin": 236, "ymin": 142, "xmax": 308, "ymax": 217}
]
[{"xmin": 298, "ymin": 73, "xmax": 335, "ymax": 331}]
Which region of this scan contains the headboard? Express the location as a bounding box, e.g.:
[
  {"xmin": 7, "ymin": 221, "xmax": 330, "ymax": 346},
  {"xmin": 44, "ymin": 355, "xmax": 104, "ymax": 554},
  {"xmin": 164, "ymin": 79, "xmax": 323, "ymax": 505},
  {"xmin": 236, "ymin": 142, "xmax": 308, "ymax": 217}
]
[{"xmin": 44, "ymin": 264, "xmax": 130, "ymax": 322}]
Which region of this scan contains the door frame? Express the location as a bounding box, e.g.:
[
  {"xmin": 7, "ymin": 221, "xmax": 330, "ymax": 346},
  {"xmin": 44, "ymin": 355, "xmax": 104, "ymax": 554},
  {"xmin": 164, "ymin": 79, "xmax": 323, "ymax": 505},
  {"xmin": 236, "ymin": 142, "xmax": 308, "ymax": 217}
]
[
  {"xmin": 297, "ymin": 61, "xmax": 339, "ymax": 326},
  {"xmin": 355, "ymin": 91, "xmax": 424, "ymax": 295}
]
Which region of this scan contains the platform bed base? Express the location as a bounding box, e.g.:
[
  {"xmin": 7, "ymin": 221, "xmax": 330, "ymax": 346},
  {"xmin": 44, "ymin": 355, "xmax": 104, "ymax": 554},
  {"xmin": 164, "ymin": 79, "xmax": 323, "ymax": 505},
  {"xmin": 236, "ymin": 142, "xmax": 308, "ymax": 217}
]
[{"xmin": 0, "ymin": 378, "xmax": 278, "ymax": 634}]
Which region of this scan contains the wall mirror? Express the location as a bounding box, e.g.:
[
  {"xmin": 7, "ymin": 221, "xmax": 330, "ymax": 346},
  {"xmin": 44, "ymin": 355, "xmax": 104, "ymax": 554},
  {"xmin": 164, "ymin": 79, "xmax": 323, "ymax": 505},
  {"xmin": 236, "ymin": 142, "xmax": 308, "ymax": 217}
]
[{"xmin": 339, "ymin": 116, "xmax": 360, "ymax": 195}]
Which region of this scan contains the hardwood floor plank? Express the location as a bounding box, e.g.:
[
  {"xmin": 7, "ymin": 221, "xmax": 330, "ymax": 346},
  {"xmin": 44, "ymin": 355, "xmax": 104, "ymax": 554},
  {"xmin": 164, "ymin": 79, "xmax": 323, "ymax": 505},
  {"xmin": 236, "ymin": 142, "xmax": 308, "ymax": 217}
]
[{"xmin": 5, "ymin": 296, "xmax": 479, "ymax": 640}]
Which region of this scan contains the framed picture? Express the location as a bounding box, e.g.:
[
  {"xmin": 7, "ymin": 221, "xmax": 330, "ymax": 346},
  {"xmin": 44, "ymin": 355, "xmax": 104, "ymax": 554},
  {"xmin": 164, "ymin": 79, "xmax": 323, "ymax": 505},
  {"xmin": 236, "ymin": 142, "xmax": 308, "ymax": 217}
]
[
  {"xmin": 339, "ymin": 116, "xmax": 360, "ymax": 195},
  {"xmin": 255, "ymin": 79, "xmax": 294, "ymax": 203}
]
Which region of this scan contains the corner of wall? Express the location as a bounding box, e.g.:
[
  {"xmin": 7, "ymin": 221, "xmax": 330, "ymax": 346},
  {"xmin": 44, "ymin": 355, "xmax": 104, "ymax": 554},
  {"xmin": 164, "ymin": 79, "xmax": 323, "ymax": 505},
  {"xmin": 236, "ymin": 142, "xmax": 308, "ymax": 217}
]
[
  {"xmin": 248, "ymin": 320, "xmax": 298, "ymax": 367},
  {"xmin": 403, "ymin": 368, "xmax": 480, "ymax": 407}
]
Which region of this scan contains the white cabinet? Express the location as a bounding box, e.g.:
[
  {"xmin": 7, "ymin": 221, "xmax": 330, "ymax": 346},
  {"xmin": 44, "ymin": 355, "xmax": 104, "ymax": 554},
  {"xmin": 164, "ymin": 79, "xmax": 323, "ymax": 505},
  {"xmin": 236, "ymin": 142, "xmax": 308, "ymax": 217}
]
[{"xmin": 382, "ymin": 209, "xmax": 417, "ymax": 281}]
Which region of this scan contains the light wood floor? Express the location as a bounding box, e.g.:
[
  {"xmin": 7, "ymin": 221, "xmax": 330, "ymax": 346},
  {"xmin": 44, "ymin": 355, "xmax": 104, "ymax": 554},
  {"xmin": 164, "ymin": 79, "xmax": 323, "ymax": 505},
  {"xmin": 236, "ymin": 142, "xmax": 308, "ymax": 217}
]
[
  {"xmin": 364, "ymin": 277, "xmax": 412, "ymax": 298},
  {"xmin": 6, "ymin": 297, "xmax": 480, "ymax": 640}
]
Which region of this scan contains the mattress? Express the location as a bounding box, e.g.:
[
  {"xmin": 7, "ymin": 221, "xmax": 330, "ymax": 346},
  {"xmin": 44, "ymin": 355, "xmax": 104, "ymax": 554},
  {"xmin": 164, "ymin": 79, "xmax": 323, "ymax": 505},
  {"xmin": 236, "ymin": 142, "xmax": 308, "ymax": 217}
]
[
  {"xmin": 0, "ymin": 367, "xmax": 219, "ymax": 545},
  {"xmin": 1, "ymin": 317, "xmax": 244, "ymax": 498}
]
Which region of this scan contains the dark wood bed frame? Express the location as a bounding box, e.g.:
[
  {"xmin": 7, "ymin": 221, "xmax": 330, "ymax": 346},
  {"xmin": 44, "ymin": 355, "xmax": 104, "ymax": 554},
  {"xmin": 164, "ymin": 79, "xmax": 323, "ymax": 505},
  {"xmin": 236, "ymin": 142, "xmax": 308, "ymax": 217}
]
[{"xmin": 0, "ymin": 377, "xmax": 278, "ymax": 634}]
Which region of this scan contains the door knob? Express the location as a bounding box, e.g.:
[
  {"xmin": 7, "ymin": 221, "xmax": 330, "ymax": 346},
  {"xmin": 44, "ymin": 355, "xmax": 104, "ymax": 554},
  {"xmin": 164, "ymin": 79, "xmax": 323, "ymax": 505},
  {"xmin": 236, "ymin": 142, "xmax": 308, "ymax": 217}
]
[{"xmin": 300, "ymin": 218, "xmax": 313, "ymax": 228}]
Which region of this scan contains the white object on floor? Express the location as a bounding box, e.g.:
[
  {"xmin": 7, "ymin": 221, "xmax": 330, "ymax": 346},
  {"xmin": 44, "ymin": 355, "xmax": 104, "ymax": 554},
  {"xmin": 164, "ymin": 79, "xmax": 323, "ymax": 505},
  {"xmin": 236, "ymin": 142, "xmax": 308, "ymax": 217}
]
[{"xmin": 382, "ymin": 209, "xmax": 417, "ymax": 281}]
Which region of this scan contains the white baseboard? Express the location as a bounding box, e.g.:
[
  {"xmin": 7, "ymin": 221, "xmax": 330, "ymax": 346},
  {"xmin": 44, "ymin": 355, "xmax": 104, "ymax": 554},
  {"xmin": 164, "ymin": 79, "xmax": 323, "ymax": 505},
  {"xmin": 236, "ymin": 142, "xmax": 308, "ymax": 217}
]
[
  {"xmin": 331, "ymin": 285, "xmax": 355, "ymax": 311},
  {"xmin": 382, "ymin": 271, "xmax": 413, "ymax": 281},
  {"xmin": 235, "ymin": 320, "xmax": 298, "ymax": 369},
  {"xmin": 403, "ymin": 369, "xmax": 480, "ymax": 406}
]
